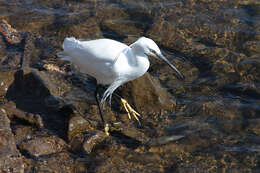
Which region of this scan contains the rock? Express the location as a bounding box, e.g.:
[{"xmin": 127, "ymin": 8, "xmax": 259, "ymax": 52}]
[
  {"xmin": 147, "ymin": 1, "xmax": 252, "ymax": 52},
  {"xmin": 68, "ymin": 115, "xmax": 109, "ymax": 154},
  {"xmin": 243, "ymin": 41, "xmax": 260, "ymax": 56},
  {"xmin": 147, "ymin": 135, "xmax": 185, "ymax": 146},
  {"xmin": 0, "ymin": 109, "xmax": 24, "ymax": 173},
  {"xmin": 121, "ymin": 73, "xmax": 176, "ymax": 113},
  {"xmin": 0, "ymin": 101, "xmax": 44, "ymax": 128},
  {"xmin": 82, "ymin": 130, "xmax": 108, "ymax": 154},
  {"xmin": 247, "ymin": 118, "xmax": 260, "ymax": 135},
  {"xmin": 18, "ymin": 136, "xmax": 67, "ymax": 157},
  {"xmin": 5, "ymin": 69, "xmax": 71, "ymax": 108},
  {"xmin": 54, "ymin": 16, "xmax": 101, "ymax": 39},
  {"xmin": 13, "ymin": 126, "xmax": 35, "ymax": 145},
  {"xmin": 237, "ymin": 58, "xmax": 260, "ymax": 81},
  {"xmin": 68, "ymin": 115, "xmax": 93, "ymax": 142},
  {"xmin": 0, "ymin": 70, "xmax": 16, "ymax": 96},
  {"xmin": 99, "ymin": 5, "xmax": 143, "ymax": 40},
  {"xmin": 30, "ymin": 152, "xmax": 87, "ymax": 173},
  {"xmin": 0, "ymin": 19, "xmax": 23, "ymax": 44},
  {"xmin": 253, "ymin": 15, "xmax": 260, "ymax": 41},
  {"xmin": 0, "ymin": 1, "xmax": 259, "ymax": 172}
]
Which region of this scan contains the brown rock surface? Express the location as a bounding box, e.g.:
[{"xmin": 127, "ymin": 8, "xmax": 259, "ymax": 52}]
[
  {"xmin": 18, "ymin": 136, "xmax": 67, "ymax": 157},
  {"xmin": 0, "ymin": 109, "xmax": 24, "ymax": 173}
]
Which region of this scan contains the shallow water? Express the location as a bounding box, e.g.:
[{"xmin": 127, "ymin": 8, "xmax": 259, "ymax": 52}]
[{"xmin": 0, "ymin": 0, "xmax": 260, "ymax": 172}]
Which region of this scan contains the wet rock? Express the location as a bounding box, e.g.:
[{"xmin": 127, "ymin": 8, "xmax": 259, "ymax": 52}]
[
  {"xmin": 6, "ymin": 69, "xmax": 70, "ymax": 103},
  {"xmin": 54, "ymin": 16, "xmax": 101, "ymax": 39},
  {"xmin": 83, "ymin": 130, "xmax": 108, "ymax": 154},
  {"xmin": 114, "ymin": 124, "xmax": 150, "ymax": 144},
  {"xmin": 201, "ymin": 99, "xmax": 243, "ymax": 120},
  {"xmin": 147, "ymin": 1, "xmax": 252, "ymax": 52},
  {"xmin": 21, "ymin": 33, "xmax": 41, "ymax": 68},
  {"xmin": 147, "ymin": 135, "xmax": 184, "ymax": 146},
  {"xmin": 0, "ymin": 109, "xmax": 24, "ymax": 173},
  {"xmin": 0, "ymin": 101, "xmax": 44, "ymax": 128},
  {"xmin": 0, "ymin": 70, "xmax": 16, "ymax": 96},
  {"xmin": 0, "ymin": 19, "xmax": 58, "ymax": 69},
  {"xmin": 253, "ymin": 15, "xmax": 260, "ymax": 41},
  {"xmin": 0, "ymin": 20, "xmax": 26, "ymax": 69},
  {"xmin": 98, "ymin": 5, "xmax": 143, "ymax": 40},
  {"xmin": 68, "ymin": 115, "xmax": 109, "ymax": 154},
  {"xmin": 247, "ymin": 119, "xmax": 260, "ymax": 135},
  {"xmin": 18, "ymin": 136, "xmax": 67, "ymax": 157},
  {"xmin": 0, "ymin": 19, "xmax": 23, "ymax": 44},
  {"xmin": 243, "ymin": 41, "xmax": 260, "ymax": 56},
  {"xmin": 68, "ymin": 115, "xmax": 93, "ymax": 141},
  {"xmin": 6, "ymin": 3, "xmax": 55, "ymax": 35},
  {"xmin": 13, "ymin": 126, "xmax": 35, "ymax": 145},
  {"xmin": 44, "ymin": 95, "xmax": 66, "ymax": 112},
  {"xmin": 1, "ymin": 53, "xmax": 22, "ymax": 67},
  {"xmin": 121, "ymin": 73, "xmax": 176, "ymax": 113},
  {"xmin": 30, "ymin": 152, "xmax": 87, "ymax": 173},
  {"xmin": 237, "ymin": 58, "xmax": 260, "ymax": 81},
  {"xmin": 0, "ymin": 1, "xmax": 259, "ymax": 172}
]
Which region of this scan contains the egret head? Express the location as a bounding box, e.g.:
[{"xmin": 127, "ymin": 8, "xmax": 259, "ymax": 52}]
[{"xmin": 136, "ymin": 37, "xmax": 184, "ymax": 80}]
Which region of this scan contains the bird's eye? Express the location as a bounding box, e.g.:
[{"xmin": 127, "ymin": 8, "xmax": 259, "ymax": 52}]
[{"xmin": 150, "ymin": 49, "xmax": 156, "ymax": 54}]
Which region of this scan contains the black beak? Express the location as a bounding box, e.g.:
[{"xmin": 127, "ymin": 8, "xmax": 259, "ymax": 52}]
[{"xmin": 158, "ymin": 54, "xmax": 184, "ymax": 80}]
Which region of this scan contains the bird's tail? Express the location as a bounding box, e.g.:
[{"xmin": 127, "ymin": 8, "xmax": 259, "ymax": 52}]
[
  {"xmin": 57, "ymin": 37, "xmax": 78, "ymax": 61},
  {"xmin": 63, "ymin": 37, "xmax": 78, "ymax": 50}
]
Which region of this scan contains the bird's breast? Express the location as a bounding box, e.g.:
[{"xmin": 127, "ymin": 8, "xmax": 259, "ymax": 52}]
[{"xmin": 113, "ymin": 54, "xmax": 150, "ymax": 82}]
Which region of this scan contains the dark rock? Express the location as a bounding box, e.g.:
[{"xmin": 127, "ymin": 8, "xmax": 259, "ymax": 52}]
[
  {"xmin": 253, "ymin": 15, "xmax": 260, "ymax": 41},
  {"xmin": 0, "ymin": 19, "xmax": 23, "ymax": 44},
  {"xmin": 13, "ymin": 126, "xmax": 35, "ymax": 145},
  {"xmin": 68, "ymin": 115, "xmax": 93, "ymax": 142},
  {"xmin": 0, "ymin": 70, "xmax": 16, "ymax": 96},
  {"xmin": 82, "ymin": 130, "xmax": 108, "ymax": 154},
  {"xmin": 6, "ymin": 69, "xmax": 70, "ymax": 106},
  {"xmin": 247, "ymin": 119, "xmax": 260, "ymax": 135},
  {"xmin": 237, "ymin": 58, "xmax": 260, "ymax": 81},
  {"xmin": 0, "ymin": 101, "xmax": 44, "ymax": 128},
  {"xmin": 0, "ymin": 109, "xmax": 24, "ymax": 173},
  {"xmin": 68, "ymin": 115, "xmax": 109, "ymax": 154},
  {"xmin": 31, "ymin": 152, "xmax": 87, "ymax": 173},
  {"xmin": 147, "ymin": 135, "xmax": 184, "ymax": 146},
  {"xmin": 51, "ymin": 16, "xmax": 101, "ymax": 39},
  {"xmin": 243, "ymin": 41, "xmax": 260, "ymax": 56},
  {"xmin": 0, "ymin": 1, "xmax": 259, "ymax": 172},
  {"xmin": 147, "ymin": 1, "xmax": 252, "ymax": 52},
  {"xmin": 18, "ymin": 136, "xmax": 67, "ymax": 157}
]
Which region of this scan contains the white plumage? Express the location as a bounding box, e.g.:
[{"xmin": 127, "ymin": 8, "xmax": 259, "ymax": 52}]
[
  {"xmin": 58, "ymin": 37, "xmax": 184, "ymax": 104},
  {"xmin": 57, "ymin": 36, "xmax": 184, "ymax": 135}
]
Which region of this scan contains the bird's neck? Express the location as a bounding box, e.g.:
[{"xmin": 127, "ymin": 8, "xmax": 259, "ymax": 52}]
[{"xmin": 130, "ymin": 48, "xmax": 150, "ymax": 78}]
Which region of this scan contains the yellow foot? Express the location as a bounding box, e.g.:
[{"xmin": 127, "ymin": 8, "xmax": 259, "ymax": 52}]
[
  {"xmin": 104, "ymin": 123, "xmax": 110, "ymax": 136},
  {"xmin": 121, "ymin": 98, "xmax": 141, "ymax": 124}
]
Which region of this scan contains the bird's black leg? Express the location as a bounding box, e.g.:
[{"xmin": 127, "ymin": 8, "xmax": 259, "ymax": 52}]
[
  {"xmin": 95, "ymin": 84, "xmax": 109, "ymax": 135},
  {"xmin": 95, "ymin": 84, "xmax": 104, "ymax": 123}
]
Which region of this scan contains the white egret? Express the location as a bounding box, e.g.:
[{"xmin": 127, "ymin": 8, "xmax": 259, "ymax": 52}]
[{"xmin": 57, "ymin": 37, "xmax": 184, "ymax": 135}]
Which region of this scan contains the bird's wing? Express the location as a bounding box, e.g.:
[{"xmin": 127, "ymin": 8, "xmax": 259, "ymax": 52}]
[{"xmin": 61, "ymin": 37, "xmax": 129, "ymax": 63}]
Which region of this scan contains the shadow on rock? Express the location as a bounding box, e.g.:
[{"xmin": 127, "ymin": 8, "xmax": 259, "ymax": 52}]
[{"xmin": 6, "ymin": 69, "xmax": 70, "ymax": 140}]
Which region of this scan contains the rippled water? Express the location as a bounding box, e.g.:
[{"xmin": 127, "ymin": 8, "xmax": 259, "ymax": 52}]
[{"xmin": 0, "ymin": 0, "xmax": 260, "ymax": 172}]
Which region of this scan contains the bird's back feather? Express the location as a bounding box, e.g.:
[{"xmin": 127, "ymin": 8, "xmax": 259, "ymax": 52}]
[
  {"xmin": 57, "ymin": 37, "xmax": 131, "ymax": 85},
  {"xmin": 61, "ymin": 37, "xmax": 128, "ymax": 63}
]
